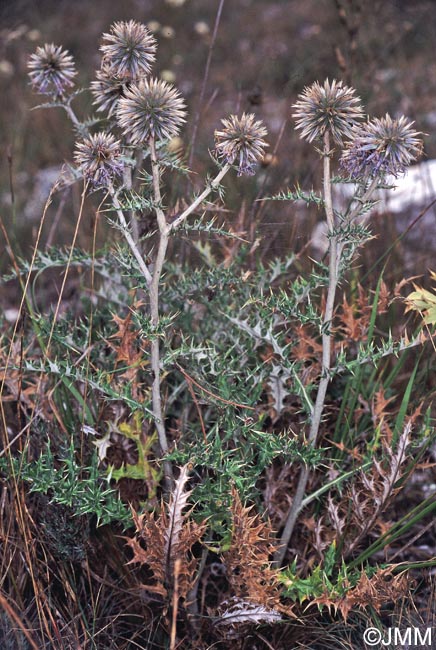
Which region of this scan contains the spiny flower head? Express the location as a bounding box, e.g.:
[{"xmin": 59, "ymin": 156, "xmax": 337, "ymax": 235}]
[
  {"xmin": 100, "ymin": 20, "xmax": 156, "ymax": 79},
  {"xmin": 292, "ymin": 79, "xmax": 364, "ymax": 146},
  {"xmin": 91, "ymin": 65, "xmax": 130, "ymax": 117},
  {"xmin": 28, "ymin": 43, "xmax": 77, "ymax": 95},
  {"xmin": 341, "ymin": 114, "xmax": 424, "ymax": 179},
  {"xmin": 214, "ymin": 112, "xmax": 268, "ymax": 176},
  {"xmin": 74, "ymin": 132, "xmax": 124, "ymax": 187},
  {"xmin": 117, "ymin": 78, "xmax": 186, "ymax": 144}
]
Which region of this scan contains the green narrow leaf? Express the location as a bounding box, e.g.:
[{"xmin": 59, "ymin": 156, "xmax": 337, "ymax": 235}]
[
  {"xmin": 392, "ymin": 356, "xmax": 420, "ymax": 444},
  {"xmin": 61, "ymin": 377, "xmax": 94, "ymax": 425}
]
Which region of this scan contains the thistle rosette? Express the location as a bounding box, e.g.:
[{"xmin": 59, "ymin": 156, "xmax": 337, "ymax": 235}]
[
  {"xmin": 74, "ymin": 132, "xmax": 124, "ymax": 187},
  {"xmin": 292, "ymin": 79, "xmax": 364, "ymax": 146},
  {"xmin": 28, "ymin": 43, "xmax": 77, "ymax": 96},
  {"xmin": 100, "ymin": 20, "xmax": 156, "ymax": 79},
  {"xmin": 341, "ymin": 114, "xmax": 424, "ymax": 179},
  {"xmin": 214, "ymin": 112, "xmax": 268, "ymax": 176},
  {"xmin": 117, "ymin": 78, "xmax": 186, "ymax": 144}
]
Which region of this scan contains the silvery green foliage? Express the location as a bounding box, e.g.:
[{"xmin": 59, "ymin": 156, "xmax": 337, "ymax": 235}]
[{"xmin": 0, "ymin": 442, "xmax": 131, "ymax": 527}]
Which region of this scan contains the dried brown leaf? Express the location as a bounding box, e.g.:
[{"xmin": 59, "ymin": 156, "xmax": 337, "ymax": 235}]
[
  {"xmin": 125, "ymin": 465, "xmax": 206, "ymax": 601},
  {"xmin": 313, "ymin": 566, "xmax": 411, "ymax": 621},
  {"xmin": 222, "ymin": 487, "xmax": 292, "ymax": 615}
]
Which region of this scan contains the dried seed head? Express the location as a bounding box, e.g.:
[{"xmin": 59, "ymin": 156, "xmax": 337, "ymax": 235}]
[
  {"xmin": 74, "ymin": 132, "xmax": 124, "ymax": 187},
  {"xmin": 91, "ymin": 65, "xmax": 130, "ymax": 117},
  {"xmin": 341, "ymin": 114, "xmax": 424, "ymax": 179},
  {"xmin": 292, "ymin": 78, "xmax": 364, "ymax": 146},
  {"xmin": 214, "ymin": 112, "xmax": 268, "ymax": 176},
  {"xmin": 117, "ymin": 78, "xmax": 186, "ymax": 144},
  {"xmin": 100, "ymin": 20, "xmax": 156, "ymax": 79},
  {"xmin": 28, "ymin": 43, "xmax": 77, "ymax": 95}
]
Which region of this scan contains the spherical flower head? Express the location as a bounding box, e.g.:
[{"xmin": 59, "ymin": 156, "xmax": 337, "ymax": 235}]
[
  {"xmin": 91, "ymin": 65, "xmax": 130, "ymax": 118},
  {"xmin": 341, "ymin": 114, "xmax": 424, "ymax": 180},
  {"xmin": 292, "ymin": 78, "xmax": 364, "ymax": 146},
  {"xmin": 28, "ymin": 43, "xmax": 77, "ymax": 96},
  {"xmin": 117, "ymin": 78, "xmax": 186, "ymax": 144},
  {"xmin": 214, "ymin": 112, "xmax": 268, "ymax": 176},
  {"xmin": 100, "ymin": 20, "xmax": 156, "ymax": 80},
  {"xmin": 74, "ymin": 132, "xmax": 124, "ymax": 188}
]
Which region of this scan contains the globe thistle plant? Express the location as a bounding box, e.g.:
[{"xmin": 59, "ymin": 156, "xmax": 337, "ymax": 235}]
[
  {"xmin": 292, "ymin": 79, "xmax": 364, "ymax": 146},
  {"xmin": 214, "ymin": 112, "xmax": 268, "ymax": 176},
  {"xmin": 26, "ymin": 21, "xmax": 278, "ymax": 499},
  {"xmin": 117, "ymin": 78, "xmax": 186, "ymax": 144},
  {"xmin": 28, "ymin": 43, "xmax": 77, "ymax": 96},
  {"xmin": 341, "ymin": 114, "xmax": 424, "ymax": 179},
  {"xmin": 74, "ymin": 132, "xmax": 124, "ymax": 187},
  {"xmin": 100, "ymin": 20, "xmax": 157, "ymax": 80},
  {"xmin": 91, "ymin": 66, "xmax": 130, "ymax": 118}
]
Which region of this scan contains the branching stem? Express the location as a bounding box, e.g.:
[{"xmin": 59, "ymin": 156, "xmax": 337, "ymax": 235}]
[
  {"xmin": 109, "ymin": 144, "xmax": 232, "ymax": 493},
  {"xmin": 108, "ymin": 186, "xmax": 152, "ymax": 286},
  {"xmin": 169, "ymin": 163, "xmax": 231, "ymax": 233},
  {"xmin": 63, "ymin": 101, "xmax": 88, "ymax": 138}
]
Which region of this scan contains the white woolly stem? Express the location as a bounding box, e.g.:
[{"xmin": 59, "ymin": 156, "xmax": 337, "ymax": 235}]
[
  {"xmin": 108, "ymin": 185, "xmax": 152, "ymax": 286},
  {"xmin": 168, "ymin": 163, "xmax": 231, "ymax": 233},
  {"xmin": 274, "ymin": 131, "xmax": 339, "ymax": 567},
  {"xmin": 149, "ymin": 135, "xmax": 173, "ymax": 489}
]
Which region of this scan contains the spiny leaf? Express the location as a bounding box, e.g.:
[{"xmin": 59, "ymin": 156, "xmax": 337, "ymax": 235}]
[
  {"xmin": 213, "ymin": 597, "xmax": 282, "ymax": 636},
  {"xmin": 221, "ymin": 487, "xmax": 292, "ymax": 614},
  {"xmin": 126, "ymin": 463, "xmax": 206, "ymax": 601},
  {"xmin": 164, "ymin": 463, "xmax": 193, "ymax": 575}
]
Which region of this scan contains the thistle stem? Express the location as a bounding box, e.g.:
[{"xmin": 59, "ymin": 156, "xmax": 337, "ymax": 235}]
[
  {"xmin": 63, "ymin": 102, "xmax": 89, "ymax": 138},
  {"xmin": 149, "ymin": 134, "xmax": 173, "ymax": 489},
  {"xmin": 109, "ymin": 144, "xmax": 232, "ymax": 492},
  {"xmin": 108, "ymin": 180, "xmax": 173, "ymax": 488},
  {"xmin": 274, "ymin": 131, "xmax": 339, "ymax": 567},
  {"xmin": 168, "ymin": 163, "xmax": 231, "ymax": 233},
  {"xmin": 108, "ymin": 186, "xmax": 152, "ymax": 286},
  {"xmin": 122, "ymin": 149, "xmax": 140, "ymax": 245}
]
